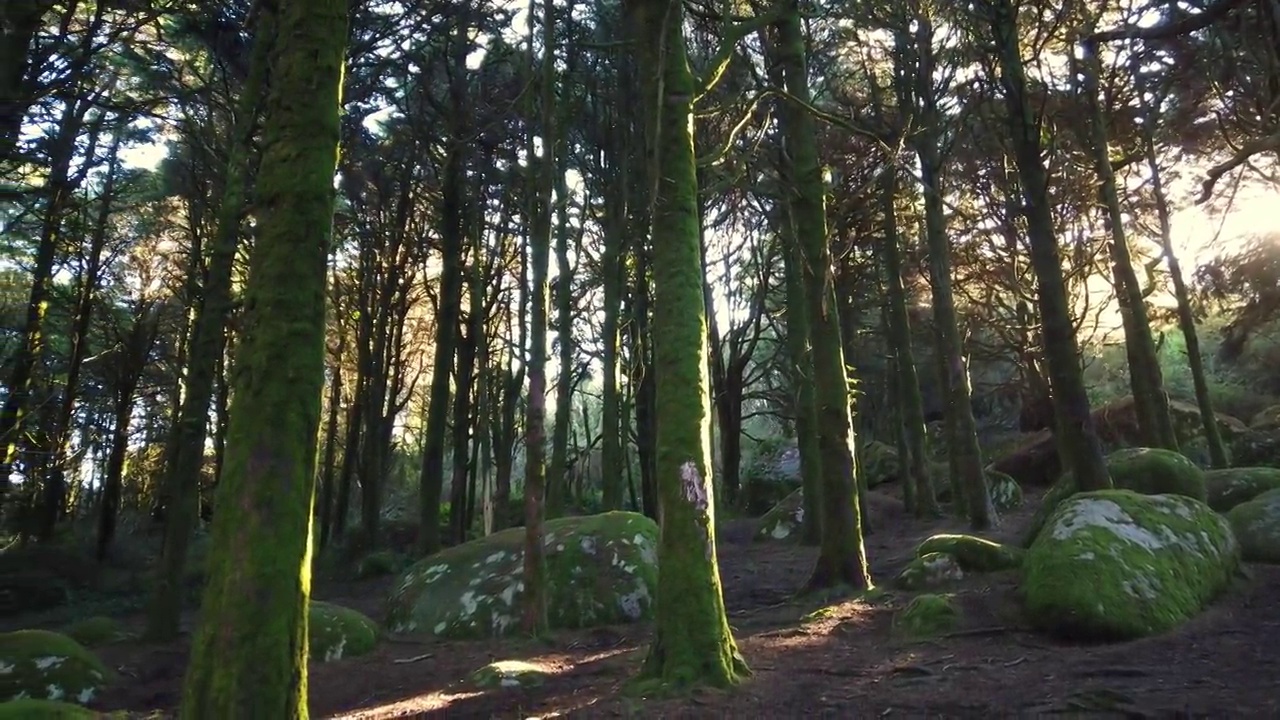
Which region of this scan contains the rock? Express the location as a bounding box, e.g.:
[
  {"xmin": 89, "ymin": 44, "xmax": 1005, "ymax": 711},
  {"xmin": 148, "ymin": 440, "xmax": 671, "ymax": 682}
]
[
  {"xmin": 386, "ymin": 511, "xmax": 658, "ymax": 638},
  {"xmin": 309, "ymin": 601, "xmax": 379, "ymax": 662},
  {"xmin": 893, "ymin": 594, "xmax": 960, "ymax": 638},
  {"xmin": 988, "ymin": 471, "xmax": 1023, "ymax": 512},
  {"xmin": 1250, "ymin": 405, "xmax": 1280, "ymax": 431},
  {"xmin": 893, "ymin": 552, "xmax": 964, "ymax": 590},
  {"xmin": 1231, "ymin": 428, "xmax": 1280, "ymax": 467},
  {"xmin": 916, "ymin": 534, "xmax": 1023, "ymax": 572},
  {"xmin": 356, "ymin": 550, "xmax": 403, "ymax": 579},
  {"xmin": 1021, "ymin": 447, "xmax": 1208, "ymax": 547},
  {"xmin": 1022, "ymin": 490, "xmax": 1239, "ymax": 640},
  {"xmin": 0, "ymin": 699, "xmax": 97, "ymax": 718},
  {"xmin": 60, "ymin": 617, "xmax": 125, "ymax": 649},
  {"xmin": 470, "ymin": 660, "xmax": 550, "ymax": 689},
  {"xmin": 741, "ymin": 441, "xmax": 802, "ymax": 516},
  {"xmin": 989, "ymin": 396, "xmax": 1244, "ymax": 486},
  {"xmin": 0, "ymin": 630, "xmax": 112, "ymax": 705},
  {"xmin": 859, "ymin": 440, "xmax": 900, "ymax": 488},
  {"xmin": 1225, "ymin": 488, "xmax": 1280, "ymax": 563},
  {"xmin": 754, "ymin": 488, "xmax": 805, "ymax": 542},
  {"xmin": 1205, "ymin": 467, "xmax": 1280, "ymax": 512}
]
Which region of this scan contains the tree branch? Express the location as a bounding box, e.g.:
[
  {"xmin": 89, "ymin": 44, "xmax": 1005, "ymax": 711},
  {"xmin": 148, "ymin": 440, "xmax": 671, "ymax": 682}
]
[{"xmin": 1089, "ymin": 0, "xmax": 1250, "ymax": 42}]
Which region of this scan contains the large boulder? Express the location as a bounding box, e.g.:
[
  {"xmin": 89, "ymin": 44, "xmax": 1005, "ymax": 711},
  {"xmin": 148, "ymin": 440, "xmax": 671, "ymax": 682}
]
[
  {"xmin": 1022, "ymin": 490, "xmax": 1239, "ymax": 640},
  {"xmin": 893, "ymin": 552, "xmax": 965, "ymax": 590},
  {"xmin": 754, "ymin": 487, "xmax": 806, "ymax": 542},
  {"xmin": 1231, "ymin": 428, "xmax": 1280, "ymax": 468},
  {"xmin": 0, "ymin": 699, "xmax": 97, "ymax": 718},
  {"xmin": 858, "ymin": 440, "xmax": 901, "ymax": 488},
  {"xmin": 0, "ymin": 630, "xmax": 111, "ymax": 705},
  {"xmin": 990, "ymin": 396, "xmax": 1244, "ymax": 486},
  {"xmin": 1022, "ymin": 447, "xmax": 1207, "ymax": 546},
  {"xmin": 386, "ymin": 511, "xmax": 658, "ymax": 638},
  {"xmin": 741, "ymin": 441, "xmax": 802, "ymax": 516},
  {"xmin": 1224, "ymin": 488, "xmax": 1280, "ymax": 563},
  {"xmin": 310, "ymin": 601, "xmax": 379, "ymax": 662},
  {"xmin": 1250, "ymin": 405, "xmax": 1280, "ymax": 431},
  {"xmin": 1205, "ymin": 467, "xmax": 1280, "ymax": 512}
]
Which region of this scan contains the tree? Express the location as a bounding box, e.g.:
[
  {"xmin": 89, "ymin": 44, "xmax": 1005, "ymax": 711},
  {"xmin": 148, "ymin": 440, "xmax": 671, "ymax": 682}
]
[
  {"xmin": 628, "ymin": 0, "xmax": 748, "ymax": 688},
  {"xmin": 179, "ymin": 0, "xmax": 349, "ymax": 713}
]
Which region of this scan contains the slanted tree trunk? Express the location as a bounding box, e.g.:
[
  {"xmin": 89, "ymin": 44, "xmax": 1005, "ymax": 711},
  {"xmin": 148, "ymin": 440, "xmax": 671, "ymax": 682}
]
[
  {"xmin": 776, "ymin": 0, "xmax": 870, "ymax": 591},
  {"xmin": 984, "ymin": 0, "xmax": 1110, "ymax": 491},
  {"xmin": 179, "ymin": 0, "xmax": 348, "ymax": 712},
  {"xmin": 1079, "ymin": 36, "xmax": 1177, "ymax": 451},
  {"xmin": 629, "ymin": 0, "xmax": 747, "ymax": 687}
]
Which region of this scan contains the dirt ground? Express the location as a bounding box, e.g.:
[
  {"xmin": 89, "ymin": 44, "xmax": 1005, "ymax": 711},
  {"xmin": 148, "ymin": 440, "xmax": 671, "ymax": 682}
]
[{"xmin": 69, "ymin": 486, "xmax": 1280, "ymax": 717}]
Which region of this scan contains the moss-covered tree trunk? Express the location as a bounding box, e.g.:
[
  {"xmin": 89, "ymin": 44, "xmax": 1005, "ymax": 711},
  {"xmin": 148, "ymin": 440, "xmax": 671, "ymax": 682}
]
[
  {"xmin": 878, "ymin": 166, "xmax": 937, "ymax": 517},
  {"xmin": 600, "ymin": 180, "xmax": 626, "ymax": 510},
  {"xmin": 985, "ymin": 0, "xmax": 1110, "ymax": 491},
  {"xmin": 548, "ymin": 161, "xmax": 575, "ymax": 518},
  {"xmin": 179, "ymin": 0, "xmax": 347, "ymax": 713},
  {"xmin": 628, "ymin": 0, "xmax": 747, "ymax": 687},
  {"xmin": 148, "ymin": 2, "xmax": 275, "ymax": 636},
  {"xmin": 1079, "ymin": 37, "xmax": 1178, "ymax": 451},
  {"xmin": 775, "ymin": 1, "xmax": 870, "ymax": 591}
]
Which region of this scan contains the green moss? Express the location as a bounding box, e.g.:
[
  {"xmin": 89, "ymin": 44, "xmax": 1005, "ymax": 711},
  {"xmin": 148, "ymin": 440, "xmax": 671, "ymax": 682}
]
[
  {"xmin": 893, "ymin": 552, "xmax": 964, "ymax": 590},
  {"xmin": 470, "ymin": 660, "xmax": 550, "ymax": 689},
  {"xmin": 309, "ymin": 601, "xmax": 378, "ymax": 662},
  {"xmin": 386, "ymin": 512, "xmax": 659, "ymax": 638},
  {"xmin": 753, "ymin": 488, "xmax": 806, "ymax": 542},
  {"xmin": 0, "ymin": 699, "xmax": 96, "ymax": 718},
  {"xmin": 916, "ymin": 534, "xmax": 1024, "ymax": 572},
  {"xmin": 0, "ymin": 630, "xmax": 112, "ymax": 705},
  {"xmin": 893, "ymin": 594, "xmax": 959, "ymax": 638},
  {"xmin": 1022, "ymin": 490, "xmax": 1239, "ymax": 640},
  {"xmin": 61, "ymin": 617, "xmax": 125, "ymax": 648},
  {"xmin": 1224, "ymin": 488, "xmax": 1280, "ymax": 563},
  {"xmin": 1205, "ymin": 467, "xmax": 1280, "ymax": 512}
]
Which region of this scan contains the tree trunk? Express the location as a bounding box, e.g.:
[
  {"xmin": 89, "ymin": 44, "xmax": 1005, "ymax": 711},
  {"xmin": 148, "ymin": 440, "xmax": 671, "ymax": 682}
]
[
  {"xmin": 148, "ymin": 3, "xmax": 274, "ymax": 641},
  {"xmin": 1080, "ymin": 37, "xmax": 1177, "ymax": 450},
  {"xmin": 179, "ymin": 0, "xmax": 347, "ymax": 713},
  {"xmin": 878, "ymin": 166, "xmax": 937, "ymax": 517},
  {"xmin": 776, "ymin": 0, "xmax": 870, "ymax": 591},
  {"xmin": 985, "ymin": 0, "xmax": 1110, "ymax": 491},
  {"xmin": 629, "ymin": 0, "xmax": 747, "ymax": 686}
]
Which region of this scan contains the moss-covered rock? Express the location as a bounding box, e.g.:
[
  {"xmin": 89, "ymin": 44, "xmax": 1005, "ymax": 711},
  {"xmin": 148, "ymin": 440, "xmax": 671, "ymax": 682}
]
[
  {"xmin": 893, "ymin": 552, "xmax": 964, "ymax": 590},
  {"xmin": 1023, "ymin": 490, "xmax": 1239, "ymax": 640},
  {"xmin": 309, "ymin": 601, "xmax": 379, "ymax": 662},
  {"xmin": 1231, "ymin": 429, "xmax": 1280, "ymax": 468},
  {"xmin": 1022, "ymin": 447, "xmax": 1208, "ymax": 547},
  {"xmin": 0, "ymin": 699, "xmax": 97, "ymax": 718},
  {"xmin": 0, "ymin": 630, "xmax": 111, "ymax": 705},
  {"xmin": 1250, "ymin": 405, "xmax": 1280, "ymax": 431},
  {"xmin": 356, "ymin": 550, "xmax": 404, "ymax": 579},
  {"xmin": 988, "ymin": 471, "xmax": 1023, "ymax": 512},
  {"xmin": 893, "ymin": 593, "xmax": 959, "ymax": 639},
  {"xmin": 60, "ymin": 617, "xmax": 124, "ymax": 649},
  {"xmin": 741, "ymin": 441, "xmax": 803, "ymax": 516},
  {"xmin": 753, "ymin": 487, "xmax": 806, "ymax": 542},
  {"xmin": 858, "ymin": 440, "xmax": 900, "ymax": 488},
  {"xmin": 469, "ymin": 660, "xmax": 550, "ymax": 689},
  {"xmin": 386, "ymin": 511, "xmax": 658, "ymax": 638},
  {"xmin": 1205, "ymin": 467, "xmax": 1280, "ymax": 512},
  {"xmin": 1224, "ymin": 488, "xmax": 1280, "ymax": 563},
  {"xmin": 1106, "ymin": 447, "xmax": 1206, "ymax": 501},
  {"xmin": 916, "ymin": 534, "xmax": 1024, "ymax": 572}
]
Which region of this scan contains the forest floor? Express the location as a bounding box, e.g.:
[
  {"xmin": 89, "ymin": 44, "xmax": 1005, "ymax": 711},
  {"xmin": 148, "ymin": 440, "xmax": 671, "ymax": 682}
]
[{"xmin": 47, "ymin": 485, "xmax": 1280, "ymax": 717}]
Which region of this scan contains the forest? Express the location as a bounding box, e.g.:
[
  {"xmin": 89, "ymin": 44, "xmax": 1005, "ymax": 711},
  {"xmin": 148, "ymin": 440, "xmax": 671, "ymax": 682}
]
[{"xmin": 2, "ymin": 0, "xmax": 1280, "ymax": 716}]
